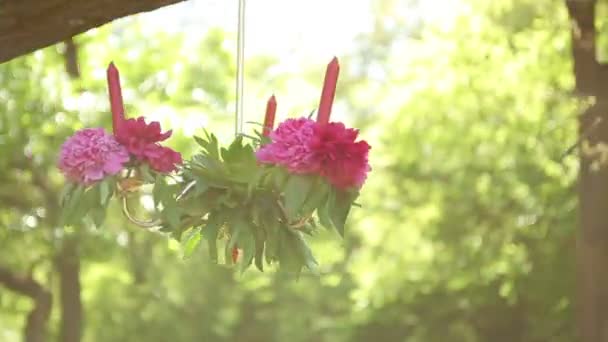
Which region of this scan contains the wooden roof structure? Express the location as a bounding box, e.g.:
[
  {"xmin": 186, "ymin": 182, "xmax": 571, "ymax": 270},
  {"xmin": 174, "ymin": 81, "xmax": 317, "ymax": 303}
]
[{"xmin": 0, "ymin": 0, "xmax": 185, "ymax": 63}]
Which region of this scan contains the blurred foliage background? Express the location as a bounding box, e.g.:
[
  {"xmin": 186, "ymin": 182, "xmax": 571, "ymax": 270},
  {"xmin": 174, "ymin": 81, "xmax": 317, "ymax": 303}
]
[{"xmin": 0, "ymin": 0, "xmax": 586, "ymax": 341}]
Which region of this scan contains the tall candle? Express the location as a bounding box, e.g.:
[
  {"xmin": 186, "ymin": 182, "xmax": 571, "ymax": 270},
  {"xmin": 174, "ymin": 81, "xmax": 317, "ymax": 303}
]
[
  {"xmin": 263, "ymin": 95, "xmax": 277, "ymax": 136},
  {"xmin": 316, "ymin": 57, "xmax": 340, "ymax": 124},
  {"xmin": 107, "ymin": 62, "xmax": 125, "ymax": 134}
]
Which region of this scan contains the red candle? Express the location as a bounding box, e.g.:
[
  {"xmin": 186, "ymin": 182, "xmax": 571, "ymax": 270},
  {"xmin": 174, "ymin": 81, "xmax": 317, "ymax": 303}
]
[
  {"xmin": 316, "ymin": 57, "xmax": 340, "ymax": 124},
  {"xmin": 107, "ymin": 62, "xmax": 125, "ymax": 134},
  {"xmin": 263, "ymin": 94, "xmax": 277, "ymax": 136}
]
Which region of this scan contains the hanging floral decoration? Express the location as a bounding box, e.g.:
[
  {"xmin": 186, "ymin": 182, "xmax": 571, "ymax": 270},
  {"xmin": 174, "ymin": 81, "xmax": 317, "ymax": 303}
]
[{"xmin": 58, "ymin": 58, "xmax": 371, "ymax": 274}]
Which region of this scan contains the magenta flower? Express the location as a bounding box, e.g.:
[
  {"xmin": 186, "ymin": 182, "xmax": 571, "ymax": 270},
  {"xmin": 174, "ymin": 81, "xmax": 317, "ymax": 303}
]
[
  {"xmin": 256, "ymin": 118, "xmax": 319, "ymax": 173},
  {"xmin": 145, "ymin": 145, "xmax": 183, "ymax": 173},
  {"xmin": 58, "ymin": 128, "xmax": 129, "ymax": 185},
  {"xmin": 115, "ymin": 117, "xmax": 182, "ymax": 173},
  {"xmin": 256, "ymin": 118, "xmax": 371, "ymax": 189},
  {"xmin": 309, "ymin": 122, "xmax": 371, "ymax": 189},
  {"xmin": 115, "ymin": 117, "xmax": 172, "ymax": 157}
]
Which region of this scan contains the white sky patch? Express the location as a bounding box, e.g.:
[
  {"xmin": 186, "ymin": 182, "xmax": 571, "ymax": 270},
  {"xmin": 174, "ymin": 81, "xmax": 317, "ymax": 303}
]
[
  {"xmin": 418, "ymin": 0, "xmax": 463, "ymax": 31},
  {"xmin": 138, "ymin": 0, "xmax": 373, "ymax": 62}
]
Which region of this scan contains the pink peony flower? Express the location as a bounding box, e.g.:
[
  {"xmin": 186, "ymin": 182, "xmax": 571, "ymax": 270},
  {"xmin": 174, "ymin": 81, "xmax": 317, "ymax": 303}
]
[
  {"xmin": 309, "ymin": 122, "xmax": 371, "ymax": 189},
  {"xmin": 58, "ymin": 128, "xmax": 129, "ymax": 185},
  {"xmin": 256, "ymin": 118, "xmax": 319, "ymax": 173},
  {"xmin": 115, "ymin": 117, "xmax": 172, "ymax": 157},
  {"xmin": 115, "ymin": 116, "xmax": 182, "ymax": 173},
  {"xmin": 144, "ymin": 145, "xmax": 183, "ymax": 173},
  {"xmin": 256, "ymin": 118, "xmax": 371, "ymax": 189}
]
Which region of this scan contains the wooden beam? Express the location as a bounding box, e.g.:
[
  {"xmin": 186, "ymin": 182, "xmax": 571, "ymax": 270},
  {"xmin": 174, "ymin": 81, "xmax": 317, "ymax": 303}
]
[{"xmin": 0, "ymin": 0, "xmax": 186, "ymax": 63}]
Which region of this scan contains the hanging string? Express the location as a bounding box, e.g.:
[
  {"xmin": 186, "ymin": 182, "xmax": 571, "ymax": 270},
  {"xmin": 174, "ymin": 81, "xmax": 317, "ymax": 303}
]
[{"xmin": 235, "ymin": 0, "xmax": 246, "ymax": 135}]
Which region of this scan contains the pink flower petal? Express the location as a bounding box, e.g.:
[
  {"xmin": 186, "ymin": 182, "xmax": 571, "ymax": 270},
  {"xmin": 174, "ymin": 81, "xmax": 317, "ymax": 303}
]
[{"xmin": 58, "ymin": 128, "xmax": 129, "ymax": 185}]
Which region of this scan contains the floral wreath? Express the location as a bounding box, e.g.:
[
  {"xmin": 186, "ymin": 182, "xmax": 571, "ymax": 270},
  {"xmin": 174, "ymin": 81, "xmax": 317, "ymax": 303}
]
[{"xmin": 58, "ymin": 58, "xmax": 371, "ymax": 274}]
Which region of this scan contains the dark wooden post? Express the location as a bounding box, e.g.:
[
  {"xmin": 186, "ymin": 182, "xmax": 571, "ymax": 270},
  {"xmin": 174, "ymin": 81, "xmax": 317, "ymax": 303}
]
[
  {"xmin": 566, "ymin": 0, "xmax": 608, "ymax": 340},
  {"xmin": 0, "ymin": 0, "xmax": 185, "ymax": 63}
]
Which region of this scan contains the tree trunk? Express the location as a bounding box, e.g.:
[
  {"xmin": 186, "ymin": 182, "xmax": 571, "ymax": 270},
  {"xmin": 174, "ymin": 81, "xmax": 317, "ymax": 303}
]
[
  {"xmin": 0, "ymin": 0, "xmax": 185, "ymax": 63},
  {"xmin": 57, "ymin": 238, "xmax": 83, "ymax": 342},
  {"xmin": 565, "ymin": 0, "xmax": 608, "ymax": 340},
  {"xmin": 0, "ymin": 266, "xmax": 52, "ymax": 342},
  {"xmin": 24, "ymin": 291, "xmax": 53, "ymax": 342},
  {"xmin": 577, "ymin": 102, "xmax": 608, "ymax": 342}
]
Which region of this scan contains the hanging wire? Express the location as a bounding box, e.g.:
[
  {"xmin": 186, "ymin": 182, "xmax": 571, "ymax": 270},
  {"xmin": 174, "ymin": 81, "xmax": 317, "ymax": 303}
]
[
  {"xmin": 235, "ymin": 0, "xmax": 246, "ymax": 135},
  {"xmin": 121, "ymin": 196, "xmax": 162, "ymax": 228},
  {"xmin": 119, "ymin": 180, "xmax": 196, "ymax": 229}
]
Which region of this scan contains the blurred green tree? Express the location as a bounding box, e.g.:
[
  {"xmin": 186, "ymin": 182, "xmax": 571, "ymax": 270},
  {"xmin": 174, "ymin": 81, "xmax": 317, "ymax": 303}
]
[{"xmin": 341, "ymin": 0, "xmax": 579, "ymax": 341}]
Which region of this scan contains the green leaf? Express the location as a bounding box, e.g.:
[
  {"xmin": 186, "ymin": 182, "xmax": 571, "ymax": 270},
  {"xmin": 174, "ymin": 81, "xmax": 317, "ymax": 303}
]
[
  {"xmin": 159, "ymin": 224, "xmax": 173, "ymax": 234},
  {"xmin": 152, "ymin": 175, "xmax": 166, "ymax": 207},
  {"xmin": 259, "ymin": 133, "xmax": 271, "ymax": 146},
  {"xmin": 204, "ymin": 211, "xmax": 224, "ymax": 263},
  {"xmin": 217, "ymin": 191, "xmax": 239, "ymax": 209},
  {"xmin": 220, "ymin": 147, "xmax": 230, "ymax": 161},
  {"xmin": 237, "ymin": 227, "xmax": 256, "ymax": 273},
  {"xmin": 247, "ymin": 168, "xmax": 265, "ymax": 198},
  {"xmin": 181, "ymin": 226, "xmax": 202, "ymax": 259},
  {"xmin": 225, "ymin": 217, "xmax": 244, "ymax": 263},
  {"xmin": 273, "ymin": 168, "xmax": 289, "ymax": 188},
  {"xmin": 299, "ymin": 222, "xmax": 316, "ymax": 236},
  {"xmin": 59, "ymin": 182, "xmax": 76, "ymax": 207},
  {"xmin": 65, "ymin": 185, "xmax": 101, "ymax": 227},
  {"xmin": 90, "ymin": 206, "xmax": 107, "ymax": 228},
  {"xmin": 164, "ymin": 205, "xmax": 181, "ymax": 231},
  {"xmin": 251, "ymin": 204, "xmax": 263, "ymax": 226},
  {"xmin": 221, "ymin": 138, "xmax": 259, "ymax": 184},
  {"xmin": 278, "ymin": 228, "xmax": 305, "ymax": 277},
  {"xmin": 300, "ymin": 178, "xmax": 330, "ymax": 217},
  {"xmin": 179, "ymin": 196, "xmax": 212, "ymax": 218},
  {"xmin": 283, "ymin": 175, "xmax": 315, "ymax": 220},
  {"xmin": 193, "ymin": 179, "xmax": 209, "ymax": 196},
  {"xmin": 317, "ymin": 191, "xmax": 335, "ymax": 231},
  {"xmin": 193, "ymin": 135, "xmax": 209, "ymax": 149},
  {"xmin": 139, "ymin": 163, "xmax": 155, "ymax": 182},
  {"xmin": 328, "ymin": 189, "xmax": 359, "ymax": 237},
  {"xmin": 83, "ymin": 185, "xmax": 100, "ymax": 211},
  {"xmin": 158, "ymin": 181, "xmax": 181, "ymax": 230},
  {"xmin": 63, "ymin": 184, "xmax": 84, "ymax": 212},
  {"xmin": 99, "ymin": 178, "xmax": 113, "ymax": 206},
  {"xmin": 262, "ymin": 167, "xmax": 289, "ymax": 189},
  {"xmin": 189, "ymin": 162, "xmax": 230, "ymax": 188},
  {"xmin": 264, "ymin": 219, "xmax": 280, "ymax": 264},
  {"xmin": 292, "ymin": 230, "xmax": 319, "ymax": 274},
  {"xmin": 60, "ymin": 185, "xmax": 85, "ymax": 226},
  {"xmin": 253, "ymin": 226, "xmax": 265, "ymax": 272},
  {"xmin": 195, "ymin": 131, "xmax": 220, "ymax": 160},
  {"xmin": 225, "ymin": 136, "xmax": 244, "ymax": 158}
]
